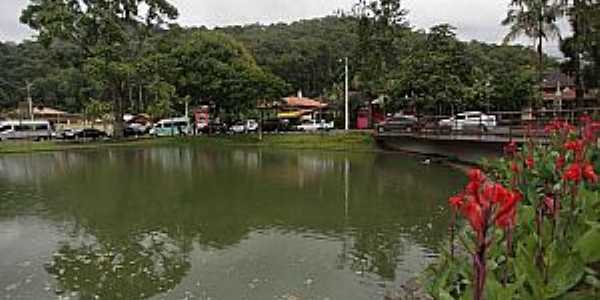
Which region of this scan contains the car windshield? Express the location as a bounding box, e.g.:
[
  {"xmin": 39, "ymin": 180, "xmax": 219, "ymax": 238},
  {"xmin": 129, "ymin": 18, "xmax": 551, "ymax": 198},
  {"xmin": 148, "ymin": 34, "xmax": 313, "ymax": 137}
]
[{"xmin": 456, "ymin": 115, "xmax": 466, "ymax": 120}]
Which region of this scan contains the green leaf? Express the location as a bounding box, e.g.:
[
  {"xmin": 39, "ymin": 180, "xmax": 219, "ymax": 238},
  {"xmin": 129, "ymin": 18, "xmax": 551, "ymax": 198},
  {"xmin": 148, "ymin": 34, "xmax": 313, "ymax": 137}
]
[
  {"xmin": 485, "ymin": 276, "xmax": 517, "ymax": 300},
  {"xmin": 575, "ymin": 228, "xmax": 600, "ymax": 263},
  {"xmin": 515, "ymin": 244, "xmax": 545, "ymax": 299},
  {"xmin": 439, "ymin": 290, "xmax": 454, "ymax": 300},
  {"xmin": 546, "ymin": 251, "xmax": 585, "ymax": 298}
]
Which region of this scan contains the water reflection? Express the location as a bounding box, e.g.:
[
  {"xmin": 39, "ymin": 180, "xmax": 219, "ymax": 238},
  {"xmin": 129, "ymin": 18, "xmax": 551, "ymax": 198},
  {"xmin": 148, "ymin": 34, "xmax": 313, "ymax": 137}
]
[
  {"xmin": 0, "ymin": 146, "xmax": 465, "ymax": 299},
  {"xmin": 46, "ymin": 230, "xmax": 190, "ymax": 300}
]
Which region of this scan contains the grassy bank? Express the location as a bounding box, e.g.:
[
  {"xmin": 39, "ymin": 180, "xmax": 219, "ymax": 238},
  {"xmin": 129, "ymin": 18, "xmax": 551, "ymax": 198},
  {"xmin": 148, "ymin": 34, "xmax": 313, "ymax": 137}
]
[{"xmin": 0, "ymin": 132, "xmax": 377, "ymax": 155}]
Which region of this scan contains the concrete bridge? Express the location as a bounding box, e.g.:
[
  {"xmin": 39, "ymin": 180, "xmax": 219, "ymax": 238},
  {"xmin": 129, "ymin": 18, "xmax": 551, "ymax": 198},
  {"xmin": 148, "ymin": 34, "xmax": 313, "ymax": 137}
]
[{"xmin": 374, "ymin": 130, "xmax": 541, "ymax": 164}]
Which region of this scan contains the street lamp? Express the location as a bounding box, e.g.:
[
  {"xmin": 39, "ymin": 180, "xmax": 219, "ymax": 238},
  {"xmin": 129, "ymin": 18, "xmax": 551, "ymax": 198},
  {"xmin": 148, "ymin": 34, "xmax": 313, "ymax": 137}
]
[
  {"xmin": 26, "ymin": 81, "xmax": 34, "ymax": 121},
  {"xmin": 338, "ymin": 57, "xmax": 349, "ymax": 131}
]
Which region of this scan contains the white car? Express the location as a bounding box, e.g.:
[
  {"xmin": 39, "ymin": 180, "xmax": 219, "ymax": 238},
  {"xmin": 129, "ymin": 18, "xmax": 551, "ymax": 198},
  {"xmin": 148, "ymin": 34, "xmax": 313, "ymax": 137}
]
[
  {"xmin": 246, "ymin": 119, "xmax": 259, "ymax": 132},
  {"xmin": 296, "ymin": 120, "xmax": 335, "ymax": 131},
  {"xmin": 230, "ymin": 122, "xmax": 246, "ymax": 134},
  {"xmin": 439, "ymin": 111, "xmax": 497, "ymax": 131}
]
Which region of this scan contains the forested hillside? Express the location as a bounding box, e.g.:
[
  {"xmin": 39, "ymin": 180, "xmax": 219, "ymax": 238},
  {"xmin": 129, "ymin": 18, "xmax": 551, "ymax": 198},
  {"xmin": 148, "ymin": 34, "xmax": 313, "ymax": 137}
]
[{"xmin": 0, "ymin": 12, "xmax": 563, "ymax": 116}]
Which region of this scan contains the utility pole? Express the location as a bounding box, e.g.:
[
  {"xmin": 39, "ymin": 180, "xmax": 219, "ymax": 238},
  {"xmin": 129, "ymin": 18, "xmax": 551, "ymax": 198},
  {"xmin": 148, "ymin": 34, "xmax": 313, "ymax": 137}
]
[
  {"xmin": 26, "ymin": 81, "xmax": 34, "ymax": 121},
  {"xmin": 344, "ymin": 57, "xmax": 349, "ymax": 131}
]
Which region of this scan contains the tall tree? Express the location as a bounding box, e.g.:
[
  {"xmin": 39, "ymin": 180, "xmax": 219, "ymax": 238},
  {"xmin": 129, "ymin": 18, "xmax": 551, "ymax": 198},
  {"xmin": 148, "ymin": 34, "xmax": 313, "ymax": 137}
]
[
  {"xmin": 502, "ymin": 0, "xmax": 563, "ymax": 103},
  {"xmin": 354, "ymin": 0, "xmax": 409, "ymax": 96},
  {"xmin": 20, "ymin": 0, "xmax": 178, "ymax": 137},
  {"xmin": 560, "ymin": 0, "xmax": 600, "ymax": 103}
]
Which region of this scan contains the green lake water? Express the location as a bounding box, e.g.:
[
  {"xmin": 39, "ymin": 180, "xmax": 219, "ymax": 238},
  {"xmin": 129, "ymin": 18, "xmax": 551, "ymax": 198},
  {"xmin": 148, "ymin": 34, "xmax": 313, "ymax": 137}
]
[{"xmin": 0, "ymin": 146, "xmax": 465, "ymax": 300}]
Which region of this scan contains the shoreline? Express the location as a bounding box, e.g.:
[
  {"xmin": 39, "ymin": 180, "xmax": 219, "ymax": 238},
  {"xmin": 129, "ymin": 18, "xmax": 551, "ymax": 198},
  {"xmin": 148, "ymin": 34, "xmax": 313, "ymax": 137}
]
[
  {"xmin": 0, "ymin": 133, "xmax": 477, "ymax": 171},
  {"xmin": 0, "ymin": 132, "xmax": 379, "ymax": 155}
]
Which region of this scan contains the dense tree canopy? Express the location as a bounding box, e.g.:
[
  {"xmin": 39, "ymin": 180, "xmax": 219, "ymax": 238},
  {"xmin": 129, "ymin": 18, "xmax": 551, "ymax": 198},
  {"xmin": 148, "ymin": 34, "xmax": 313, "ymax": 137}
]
[{"xmin": 0, "ymin": 0, "xmax": 578, "ymax": 122}]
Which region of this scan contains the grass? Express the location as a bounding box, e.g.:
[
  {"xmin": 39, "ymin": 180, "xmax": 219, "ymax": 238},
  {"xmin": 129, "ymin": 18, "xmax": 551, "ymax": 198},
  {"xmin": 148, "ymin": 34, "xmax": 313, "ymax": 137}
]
[{"xmin": 0, "ymin": 132, "xmax": 377, "ymax": 155}]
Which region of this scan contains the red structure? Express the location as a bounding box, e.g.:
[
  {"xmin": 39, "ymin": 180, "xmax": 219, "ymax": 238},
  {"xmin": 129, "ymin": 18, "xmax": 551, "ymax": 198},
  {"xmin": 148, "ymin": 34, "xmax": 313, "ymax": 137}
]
[{"xmin": 356, "ymin": 102, "xmax": 384, "ymax": 130}]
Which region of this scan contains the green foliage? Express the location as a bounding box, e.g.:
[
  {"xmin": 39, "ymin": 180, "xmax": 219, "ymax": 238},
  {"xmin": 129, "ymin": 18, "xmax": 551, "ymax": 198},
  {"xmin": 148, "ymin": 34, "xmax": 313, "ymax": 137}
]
[
  {"xmin": 426, "ymin": 121, "xmax": 600, "ymax": 299},
  {"xmin": 84, "ymin": 99, "xmax": 112, "ymax": 121},
  {"xmin": 1, "ymin": 2, "xmax": 573, "ymax": 122}
]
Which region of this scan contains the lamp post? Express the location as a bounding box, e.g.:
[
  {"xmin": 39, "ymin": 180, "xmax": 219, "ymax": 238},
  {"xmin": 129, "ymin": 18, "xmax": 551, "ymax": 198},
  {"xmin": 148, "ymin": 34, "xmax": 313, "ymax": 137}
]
[
  {"xmin": 25, "ymin": 81, "xmax": 34, "ymax": 121},
  {"xmin": 344, "ymin": 57, "xmax": 349, "ymax": 131}
]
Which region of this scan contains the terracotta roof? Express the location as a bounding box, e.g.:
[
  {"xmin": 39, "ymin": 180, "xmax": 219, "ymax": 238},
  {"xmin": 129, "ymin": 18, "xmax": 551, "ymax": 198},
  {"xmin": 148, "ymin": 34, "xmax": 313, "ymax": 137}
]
[{"xmin": 282, "ymin": 97, "xmax": 327, "ymax": 109}]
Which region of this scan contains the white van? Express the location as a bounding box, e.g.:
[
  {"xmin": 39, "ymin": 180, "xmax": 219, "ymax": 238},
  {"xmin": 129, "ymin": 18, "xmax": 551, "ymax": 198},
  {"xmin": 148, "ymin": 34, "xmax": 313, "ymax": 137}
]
[
  {"xmin": 0, "ymin": 120, "xmax": 53, "ymax": 141},
  {"xmin": 149, "ymin": 117, "xmax": 191, "ymax": 137}
]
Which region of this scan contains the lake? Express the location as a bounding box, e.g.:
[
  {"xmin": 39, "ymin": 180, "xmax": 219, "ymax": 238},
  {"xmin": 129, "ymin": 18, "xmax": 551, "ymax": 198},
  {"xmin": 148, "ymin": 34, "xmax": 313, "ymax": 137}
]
[{"xmin": 0, "ymin": 146, "xmax": 465, "ymax": 300}]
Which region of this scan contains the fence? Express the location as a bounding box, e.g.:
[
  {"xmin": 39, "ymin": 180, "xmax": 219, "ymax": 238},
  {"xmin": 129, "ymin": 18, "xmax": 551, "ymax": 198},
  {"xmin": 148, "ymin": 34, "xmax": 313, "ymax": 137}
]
[{"xmin": 390, "ymin": 107, "xmax": 600, "ymax": 141}]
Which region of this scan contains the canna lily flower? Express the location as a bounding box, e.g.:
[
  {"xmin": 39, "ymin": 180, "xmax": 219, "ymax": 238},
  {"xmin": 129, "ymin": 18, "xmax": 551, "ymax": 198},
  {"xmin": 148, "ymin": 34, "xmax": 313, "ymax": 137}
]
[
  {"xmin": 526, "ymin": 156, "xmax": 535, "ymax": 169},
  {"xmin": 545, "ymin": 119, "xmax": 575, "ymax": 135},
  {"xmin": 564, "ymin": 163, "xmax": 583, "ymax": 183},
  {"xmin": 495, "ymin": 190, "xmax": 522, "ymax": 229},
  {"xmin": 583, "ymin": 163, "xmax": 598, "ymax": 184},
  {"xmin": 448, "ymin": 194, "xmax": 464, "ymax": 211},
  {"xmin": 580, "ymin": 114, "xmax": 592, "ymax": 124},
  {"xmin": 482, "ymin": 183, "xmax": 508, "ymax": 205},
  {"xmin": 468, "ymin": 168, "xmax": 486, "ymax": 183},
  {"xmin": 555, "ymin": 155, "xmax": 565, "ymax": 172},
  {"xmin": 564, "ymin": 140, "xmax": 585, "ymax": 155},
  {"xmin": 544, "ymin": 195, "xmax": 559, "ymax": 217},
  {"xmin": 504, "ymin": 141, "xmax": 517, "ymax": 156},
  {"xmin": 583, "ymin": 122, "xmax": 600, "ymax": 143},
  {"xmin": 462, "ymin": 201, "xmax": 484, "ymax": 235},
  {"xmin": 511, "ymin": 161, "xmax": 520, "ymax": 174}
]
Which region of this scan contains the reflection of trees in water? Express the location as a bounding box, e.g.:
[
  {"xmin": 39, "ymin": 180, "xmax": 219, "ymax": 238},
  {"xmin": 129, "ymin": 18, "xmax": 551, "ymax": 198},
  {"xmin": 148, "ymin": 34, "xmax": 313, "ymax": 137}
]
[
  {"xmin": 45, "ymin": 230, "xmax": 190, "ymax": 300},
  {"xmin": 0, "ymin": 152, "xmax": 85, "ymax": 184},
  {"xmin": 0, "ymin": 147, "xmax": 465, "ymax": 292}
]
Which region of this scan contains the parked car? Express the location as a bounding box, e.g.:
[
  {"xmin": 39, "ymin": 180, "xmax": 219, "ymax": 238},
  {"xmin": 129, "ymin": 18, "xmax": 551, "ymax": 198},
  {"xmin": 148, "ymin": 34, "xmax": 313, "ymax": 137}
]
[
  {"xmin": 197, "ymin": 121, "xmax": 228, "ymax": 135},
  {"xmin": 261, "ymin": 119, "xmax": 291, "ymax": 132},
  {"xmin": 123, "ymin": 126, "xmax": 147, "ymax": 137},
  {"xmin": 376, "ymin": 115, "xmax": 418, "ymax": 133},
  {"xmin": 229, "ymin": 121, "xmax": 246, "ymax": 134},
  {"xmin": 72, "ymin": 128, "xmax": 108, "ymax": 140},
  {"xmin": 296, "ymin": 119, "xmax": 335, "ymax": 131},
  {"xmin": 0, "ymin": 120, "xmax": 53, "ymax": 141},
  {"xmin": 150, "ymin": 117, "xmax": 191, "ymax": 137},
  {"xmin": 246, "ymin": 119, "xmax": 259, "ymax": 132},
  {"xmin": 53, "ymin": 128, "xmax": 76, "ymax": 140},
  {"xmin": 438, "ymin": 111, "xmax": 497, "ymax": 131}
]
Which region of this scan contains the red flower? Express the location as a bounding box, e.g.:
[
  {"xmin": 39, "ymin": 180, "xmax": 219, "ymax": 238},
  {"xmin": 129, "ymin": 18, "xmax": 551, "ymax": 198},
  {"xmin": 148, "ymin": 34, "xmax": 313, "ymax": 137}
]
[
  {"xmin": 544, "ymin": 195, "xmax": 559, "ymax": 217},
  {"xmin": 482, "ymin": 183, "xmax": 508, "ymax": 205},
  {"xmin": 462, "ymin": 201, "xmax": 484, "ymax": 234},
  {"xmin": 504, "ymin": 141, "xmax": 517, "ymax": 156},
  {"xmin": 564, "ymin": 140, "xmax": 585, "ymax": 155},
  {"xmin": 564, "ymin": 163, "xmax": 582, "ymax": 182},
  {"xmin": 465, "ymin": 181, "xmax": 480, "ymax": 196},
  {"xmin": 448, "ymin": 194, "xmax": 464, "ymax": 211},
  {"xmin": 511, "ymin": 161, "xmax": 520, "ymax": 174},
  {"xmin": 468, "ymin": 168, "xmax": 486, "ymax": 183},
  {"xmin": 545, "ymin": 119, "xmax": 575, "ymax": 134},
  {"xmin": 555, "ymin": 155, "xmax": 565, "ymax": 171},
  {"xmin": 583, "ymin": 122, "xmax": 600, "ymax": 143},
  {"xmin": 580, "ymin": 114, "xmax": 592, "ymax": 124},
  {"xmin": 583, "ymin": 163, "xmax": 598, "ymax": 184},
  {"xmin": 526, "ymin": 156, "xmax": 535, "ymax": 169},
  {"xmin": 495, "ymin": 190, "xmax": 522, "ymax": 229}
]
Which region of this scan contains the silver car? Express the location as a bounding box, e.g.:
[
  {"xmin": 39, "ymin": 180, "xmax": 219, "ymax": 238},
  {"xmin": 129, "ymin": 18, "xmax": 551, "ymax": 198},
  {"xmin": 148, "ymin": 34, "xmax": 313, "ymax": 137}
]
[{"xmin": 439, "ymin": 112, "xmax": 497, "ymax": 131}]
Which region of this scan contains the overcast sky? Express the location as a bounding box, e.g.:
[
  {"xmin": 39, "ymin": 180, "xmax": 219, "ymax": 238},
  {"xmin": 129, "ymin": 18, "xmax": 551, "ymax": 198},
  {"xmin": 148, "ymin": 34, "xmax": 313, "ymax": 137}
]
[{"xmin": 0, "ymin": 0, "xmax": 565, "ymax": 56}]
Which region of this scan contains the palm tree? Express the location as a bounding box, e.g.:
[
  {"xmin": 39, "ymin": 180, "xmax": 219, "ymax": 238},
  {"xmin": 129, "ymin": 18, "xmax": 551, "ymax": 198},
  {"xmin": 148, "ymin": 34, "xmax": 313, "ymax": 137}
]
[{"xmin": 502, "ymin": 0, "xmax": 563, "ymax": 89}]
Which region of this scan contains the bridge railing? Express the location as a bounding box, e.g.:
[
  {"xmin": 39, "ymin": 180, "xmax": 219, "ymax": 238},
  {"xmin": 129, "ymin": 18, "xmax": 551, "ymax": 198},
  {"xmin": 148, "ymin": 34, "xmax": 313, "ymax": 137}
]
[{"xmin": 393, "ymin": 107, "xmax": 600, "ymax": 141}]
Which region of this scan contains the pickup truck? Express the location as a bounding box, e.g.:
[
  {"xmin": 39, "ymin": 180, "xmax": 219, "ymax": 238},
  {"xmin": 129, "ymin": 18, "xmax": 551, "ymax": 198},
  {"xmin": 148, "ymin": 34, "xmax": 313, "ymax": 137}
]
[{"xmin": 296, "ymin": 120, "xmax": 335, "ymax": 131}]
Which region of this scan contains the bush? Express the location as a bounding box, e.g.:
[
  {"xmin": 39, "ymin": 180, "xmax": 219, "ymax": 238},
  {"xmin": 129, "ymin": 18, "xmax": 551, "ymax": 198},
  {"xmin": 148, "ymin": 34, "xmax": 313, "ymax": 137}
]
[{"xmin": 424, "ymin": 115, "xmax": 600, "ymax": 299}]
